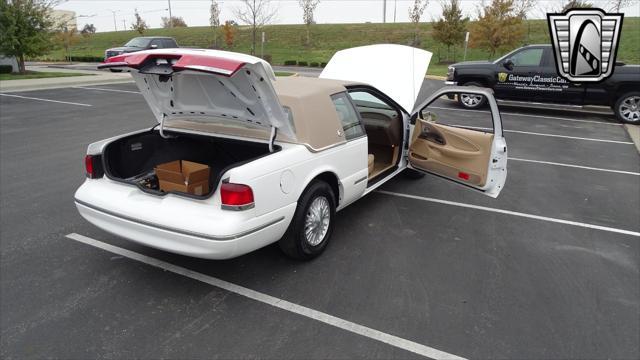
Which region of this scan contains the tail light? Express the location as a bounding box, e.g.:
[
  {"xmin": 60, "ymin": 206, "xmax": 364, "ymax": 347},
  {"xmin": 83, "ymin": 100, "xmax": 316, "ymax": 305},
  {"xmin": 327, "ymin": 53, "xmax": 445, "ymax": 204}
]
[
  {"xmin": 85, "ymin": 155, "xmax": 104, "ymax": 179},
  {"xmin": 220, "ymin": 183, "xmax": 254, "ymax": 210}
]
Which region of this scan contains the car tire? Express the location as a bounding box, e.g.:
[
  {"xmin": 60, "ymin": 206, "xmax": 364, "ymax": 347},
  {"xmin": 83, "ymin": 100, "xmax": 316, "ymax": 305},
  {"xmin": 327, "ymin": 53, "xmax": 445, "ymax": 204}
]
[
  {"xmin": 403, "ymin": 168, "xmax": 425, "ymax": 179},
  {"xmin": 614, "ymin": 92, "xmax": 640, "ymax": 124},
  {"xmin": 457, "ymin": 82, "xmax": 487, "ymax": 109},
  {"xmin": 278, "ymin": 180, "xmax": 336, "ymax": 260}
]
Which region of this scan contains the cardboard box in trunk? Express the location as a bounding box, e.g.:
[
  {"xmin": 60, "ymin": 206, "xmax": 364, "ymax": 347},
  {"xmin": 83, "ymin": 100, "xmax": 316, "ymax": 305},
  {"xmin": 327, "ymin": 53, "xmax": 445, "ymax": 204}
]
[{"xmin": 155, "ymin": 160, "xmax": 210, "ymax": 196}]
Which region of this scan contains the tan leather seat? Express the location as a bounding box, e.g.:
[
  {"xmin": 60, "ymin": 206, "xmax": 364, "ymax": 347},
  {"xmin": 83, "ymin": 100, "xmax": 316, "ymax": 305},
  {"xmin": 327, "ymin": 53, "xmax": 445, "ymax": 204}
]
[{"xmin": 368, "ymin": 154, "xmax": 375, "ymax": 175}]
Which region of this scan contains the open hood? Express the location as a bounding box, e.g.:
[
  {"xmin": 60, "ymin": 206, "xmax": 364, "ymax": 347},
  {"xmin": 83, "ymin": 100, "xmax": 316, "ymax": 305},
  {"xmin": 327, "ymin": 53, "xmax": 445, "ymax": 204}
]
[
  {"xmin": 319, "ymin": 44, "xmax": 432, "ymax": 114},
  {"xmin": 100, "ymin": 49, "xmax": 294, "ymax": 139}
]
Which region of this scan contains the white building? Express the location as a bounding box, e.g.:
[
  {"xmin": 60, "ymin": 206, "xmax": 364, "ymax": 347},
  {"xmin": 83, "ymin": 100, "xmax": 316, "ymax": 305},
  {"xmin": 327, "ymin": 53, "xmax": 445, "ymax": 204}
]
[{"xmin": 51, "ymin": 9, "xmax": 77, "ymax": 30}]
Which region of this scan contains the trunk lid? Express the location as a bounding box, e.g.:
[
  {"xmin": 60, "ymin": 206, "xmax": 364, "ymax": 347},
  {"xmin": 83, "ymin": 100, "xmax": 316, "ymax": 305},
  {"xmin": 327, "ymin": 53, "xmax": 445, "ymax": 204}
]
[
  {"xmin": 319, "ymin": 44, "xmax": 432, "ymax": 114},
  {"xmin": 100, "ymin": 49, "xmax": 294, "ymax": 138}
]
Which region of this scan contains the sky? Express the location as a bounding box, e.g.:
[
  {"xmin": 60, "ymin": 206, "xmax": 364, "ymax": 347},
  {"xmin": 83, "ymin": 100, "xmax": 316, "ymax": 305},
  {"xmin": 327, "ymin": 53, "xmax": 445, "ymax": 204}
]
[{"xmin": 55, "ymin": 0, "xmax": 640, "ymax": 33}]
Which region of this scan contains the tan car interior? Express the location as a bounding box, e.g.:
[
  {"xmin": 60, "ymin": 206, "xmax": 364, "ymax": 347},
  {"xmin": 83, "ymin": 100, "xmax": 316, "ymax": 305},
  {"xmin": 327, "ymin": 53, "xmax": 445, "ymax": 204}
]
[
  {"xmin": 408, "ymin": 114, "xmax": 494, "ymax": 187},
  {"xmin": 349, "ymin": 91, "xmax": 403, "ymax": 180}
]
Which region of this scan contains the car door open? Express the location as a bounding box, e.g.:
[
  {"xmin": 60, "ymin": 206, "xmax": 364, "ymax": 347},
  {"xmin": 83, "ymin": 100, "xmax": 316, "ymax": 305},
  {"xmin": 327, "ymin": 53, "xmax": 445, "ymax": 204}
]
[{"xmin": 409, "ymin": 87, "xmax": 507, "ymax": 198}]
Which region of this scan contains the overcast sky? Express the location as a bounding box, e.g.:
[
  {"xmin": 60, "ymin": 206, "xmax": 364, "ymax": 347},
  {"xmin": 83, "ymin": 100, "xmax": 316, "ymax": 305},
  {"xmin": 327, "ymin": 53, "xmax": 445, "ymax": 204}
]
[{"xmin": 56, "ymin": 0, "xmax": 640, "ymax": 33}]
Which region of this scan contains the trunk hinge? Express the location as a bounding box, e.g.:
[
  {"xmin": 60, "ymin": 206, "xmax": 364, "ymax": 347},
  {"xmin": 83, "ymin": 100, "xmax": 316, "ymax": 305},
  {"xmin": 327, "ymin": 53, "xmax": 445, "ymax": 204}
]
[
  {"xmin": 159, "ymin": 113, "xmax": 175, "ymax": 139},
  {"xmin": 268, "ymin": 126, "xmax": 278, "ymax": 153}
]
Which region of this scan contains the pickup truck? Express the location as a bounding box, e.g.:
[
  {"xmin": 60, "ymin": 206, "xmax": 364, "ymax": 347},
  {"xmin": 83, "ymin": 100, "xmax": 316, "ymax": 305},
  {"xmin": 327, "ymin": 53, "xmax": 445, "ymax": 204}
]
[
  {"xmin": 104, "ymin": 36, "xmax": 179, "ymax": 60},
  {"xmin": 75, "ymin": 45, "xmax": 508, "ymax": 261},
  {"xmin": 445, "ymin": 44, "xmax": 640, "ymax": 124}
]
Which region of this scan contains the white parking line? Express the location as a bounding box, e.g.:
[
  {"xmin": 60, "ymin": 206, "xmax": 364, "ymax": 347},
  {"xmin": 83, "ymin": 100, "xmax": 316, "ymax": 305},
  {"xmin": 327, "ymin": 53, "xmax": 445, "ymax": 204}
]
[
  {"xmin": 65, "ymin": 232, "xmax": 465, "ymax": 360},
  {"xmin": 0, "ymin": 93, "xmax": 92, "ymax": 107},
  {"xmin": 510, "ymin": 157, "xmax": 640, "ymax": 176},
  {"xmin": 72, "ymin": 86, "xmax": 141, "ymax": 94},
  {"xmin": 505, "ymin": 129, "xmax": 634, "ymax": 144},
  {"xmin": 431, "ymin": 106, "xmax": 621, "ymax": 126},
  {"xmin": 377, "ymin": 191, "xmax": 640, "ymax": 237}
]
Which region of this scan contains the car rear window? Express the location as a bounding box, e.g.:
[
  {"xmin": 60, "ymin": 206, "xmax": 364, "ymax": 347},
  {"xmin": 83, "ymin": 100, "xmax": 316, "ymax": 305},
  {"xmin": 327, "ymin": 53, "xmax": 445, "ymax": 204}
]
[{"xmin": 331, "ymin": 93, "xmax": 365, "ymax": 140}]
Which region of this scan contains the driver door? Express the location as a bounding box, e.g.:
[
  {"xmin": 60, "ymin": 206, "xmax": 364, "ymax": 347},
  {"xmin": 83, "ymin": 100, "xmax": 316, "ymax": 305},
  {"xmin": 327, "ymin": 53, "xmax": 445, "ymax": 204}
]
[{"xmin": 408, "ymin": 87, "xmax": 507, "ymax": 198}]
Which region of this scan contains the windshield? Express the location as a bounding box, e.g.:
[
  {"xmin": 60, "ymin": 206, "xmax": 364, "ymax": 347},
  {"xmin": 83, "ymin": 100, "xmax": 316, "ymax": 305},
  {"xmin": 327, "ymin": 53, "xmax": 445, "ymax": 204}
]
[{"xmin": 124, "ymin": 38, "xmax": 150, "ymax": 48}]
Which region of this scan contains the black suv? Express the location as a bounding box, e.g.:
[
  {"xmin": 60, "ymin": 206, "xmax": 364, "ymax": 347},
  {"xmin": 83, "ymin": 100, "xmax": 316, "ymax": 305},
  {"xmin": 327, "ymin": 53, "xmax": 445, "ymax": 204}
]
[
  {"xmin": 446, "ymin": 44, "xmax": 640, "ymax": 124},
  {"xmin": 104, "ymin": 37, "xmax": 179, "ymax": 60}
]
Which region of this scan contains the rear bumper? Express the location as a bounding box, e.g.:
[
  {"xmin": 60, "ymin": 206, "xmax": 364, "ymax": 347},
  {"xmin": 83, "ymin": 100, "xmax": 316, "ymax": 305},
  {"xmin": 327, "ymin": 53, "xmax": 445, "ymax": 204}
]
[{"xmin": 74, "ymin": 179, "xmax": 294, "ymax": 259}]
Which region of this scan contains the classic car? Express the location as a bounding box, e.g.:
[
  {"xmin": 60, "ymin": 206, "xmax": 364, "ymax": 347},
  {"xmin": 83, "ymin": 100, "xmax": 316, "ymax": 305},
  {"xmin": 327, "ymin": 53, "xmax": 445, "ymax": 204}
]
[{"xmin": 74, "ymin": 45, "xmax": 508, "ymax": 260}]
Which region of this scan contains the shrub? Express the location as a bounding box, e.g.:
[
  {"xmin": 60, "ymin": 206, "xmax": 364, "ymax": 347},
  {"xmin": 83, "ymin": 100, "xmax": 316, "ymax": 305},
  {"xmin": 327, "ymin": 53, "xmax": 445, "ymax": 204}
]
[
  {"xmin": 71, "ymin": 55, "xmax": 103, "ymax": 63},
  {"xmin": 284, "ymin": 60, "xmax": 297, "ymax": 66},
  {"xmin": 309, "ymin": 62, "xmax": 319, "ymax": 67},
  {"xmin": 0, "ymin": 65, "xmax": 13, "ymax": 74},
  {"xmin": 297, "ymin": 61, "xmax": 308, "ymax": 66},
  {"xmin": 320, "ymin": 62, "xmax": 328, "ymax": 68}
]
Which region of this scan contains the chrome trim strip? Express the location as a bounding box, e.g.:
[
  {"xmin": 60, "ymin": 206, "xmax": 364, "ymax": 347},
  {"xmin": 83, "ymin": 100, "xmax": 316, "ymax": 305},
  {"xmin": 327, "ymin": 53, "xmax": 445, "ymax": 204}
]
[
  {"xmin": 444, "ymin": 81, "xmax": 457, "ymax": 85},
  {"xmin": 354, "ymin": 176, "xmax": 368, "ymax": 185},
  {"xmin": 75, "ymin": 198, "xmax": 284, "ymax": 241},
  {"xmin": 221, "ymin": 202, "xmax": 256, "ymax": 211}
]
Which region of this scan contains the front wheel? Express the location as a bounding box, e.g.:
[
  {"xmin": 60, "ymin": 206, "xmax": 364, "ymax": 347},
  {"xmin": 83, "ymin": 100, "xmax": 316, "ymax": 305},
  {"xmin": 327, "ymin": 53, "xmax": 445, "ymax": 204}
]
[
  {"xmin": 457, "ymin": 82, "xmax": 487, "ymax": 109},
  {"xmin": 278, "ymin": 180, "xmax": 336, "ymax": 260},
  {"xmin": 614, "ymin": 92, "xmax": 640, "ymax": 124}
]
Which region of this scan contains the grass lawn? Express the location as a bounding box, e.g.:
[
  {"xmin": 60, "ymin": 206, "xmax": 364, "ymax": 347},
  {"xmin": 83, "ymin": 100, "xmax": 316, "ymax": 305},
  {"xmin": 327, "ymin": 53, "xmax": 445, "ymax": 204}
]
[
  {"xmin": 0, "ymin": 71, "xmax": 93, "ymax": 81},
  {"xmin": 275, "ymin": 71, "xmax": 296, "ymax": 76},
  {"xmin": 36, "ymin": 18, "xmax": 639, "ymax": 77}
]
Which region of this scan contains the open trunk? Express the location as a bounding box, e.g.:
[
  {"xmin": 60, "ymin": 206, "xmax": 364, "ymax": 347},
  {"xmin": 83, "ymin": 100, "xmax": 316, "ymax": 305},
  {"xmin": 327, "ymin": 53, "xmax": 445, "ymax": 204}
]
[{"xmin": 103, "ymin": 130, "xmax": 276, "ymax": 198}]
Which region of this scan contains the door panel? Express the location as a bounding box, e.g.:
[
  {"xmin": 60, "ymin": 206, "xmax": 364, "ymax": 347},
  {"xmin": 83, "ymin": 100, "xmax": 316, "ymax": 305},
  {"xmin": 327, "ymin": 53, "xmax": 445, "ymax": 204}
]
[
  {"xmin": 410, "ymin": 119, "xmax": 494, "ymax": 187},
  {"xmin": 409, "ymin": 87, "xmax": 507, "ymax": 198}
]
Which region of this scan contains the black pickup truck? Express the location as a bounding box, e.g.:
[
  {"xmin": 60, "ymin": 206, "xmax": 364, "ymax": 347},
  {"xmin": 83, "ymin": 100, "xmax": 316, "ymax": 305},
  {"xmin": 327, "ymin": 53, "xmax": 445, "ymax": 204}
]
[{"xmin": 445, "ymin": 44, "xmax": 640, "ymax": 124}]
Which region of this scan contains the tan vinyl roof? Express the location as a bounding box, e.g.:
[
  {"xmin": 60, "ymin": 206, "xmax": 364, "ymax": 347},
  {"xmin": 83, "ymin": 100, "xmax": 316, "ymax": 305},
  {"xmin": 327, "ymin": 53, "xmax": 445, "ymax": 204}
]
[{"xmin": 274, "ymin": 76, "xmax": 355, "ymax": 151}]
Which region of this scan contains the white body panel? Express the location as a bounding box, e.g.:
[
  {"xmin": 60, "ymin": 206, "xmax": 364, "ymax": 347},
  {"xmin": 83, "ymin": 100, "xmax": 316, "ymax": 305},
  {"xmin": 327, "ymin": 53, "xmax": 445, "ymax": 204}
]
[
  {"xmin": 75, "ymin": 135, "xmax": 368, "ymax": 259},
  {"xmin": 320, "ymin": 44, "xmax": 432, "ymax": 114}
]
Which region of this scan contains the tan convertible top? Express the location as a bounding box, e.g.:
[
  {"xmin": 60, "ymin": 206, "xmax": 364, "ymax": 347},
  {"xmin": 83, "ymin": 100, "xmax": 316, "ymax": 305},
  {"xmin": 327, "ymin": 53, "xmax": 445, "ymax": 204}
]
[
  {"xmin": 166, "ymin": 76, "xmax": 357, "ymax": 151},
  {"xmin": 274, "ymin": 76, "xmax": 356, "ymax": 151}
]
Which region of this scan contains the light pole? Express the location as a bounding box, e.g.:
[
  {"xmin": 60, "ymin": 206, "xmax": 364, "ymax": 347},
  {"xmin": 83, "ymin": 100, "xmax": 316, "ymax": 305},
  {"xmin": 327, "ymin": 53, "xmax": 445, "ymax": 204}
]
[
  {"xmin": 168, "ymin": 0, "xmax": 173, "ymax": 28},
  {"xmin": 108, "ymin": 10, "xmax": 119, "ymax": 31},
  {"xmin": 393, "ymin": 0, "xmax": 397, "ymax": 23},
  {"xmin": 383, "ymin": 0, "xmax": 386, "ymax": 23}
]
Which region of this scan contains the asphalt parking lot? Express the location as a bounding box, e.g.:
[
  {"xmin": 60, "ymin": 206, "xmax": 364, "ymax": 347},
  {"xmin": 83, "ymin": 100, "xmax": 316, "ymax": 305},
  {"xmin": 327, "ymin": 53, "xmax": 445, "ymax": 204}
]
[{"xmin": 1, "ymin": 79, "xmax": 639, "ymax": 359}]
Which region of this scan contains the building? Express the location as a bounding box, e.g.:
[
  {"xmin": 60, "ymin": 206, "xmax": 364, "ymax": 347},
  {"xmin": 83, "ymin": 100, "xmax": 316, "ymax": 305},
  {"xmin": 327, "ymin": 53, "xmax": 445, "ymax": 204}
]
[{"xmin": 51, "ymin": 9, "xmax": 77, "ymax": 30}]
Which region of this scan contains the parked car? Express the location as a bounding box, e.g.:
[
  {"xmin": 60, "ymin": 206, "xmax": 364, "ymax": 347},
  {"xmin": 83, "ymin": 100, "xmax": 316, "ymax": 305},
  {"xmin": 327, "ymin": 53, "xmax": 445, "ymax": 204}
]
[
  {"xmin": 104, "ymin": 37, "xmax": 178, "ymax": 71},
  {"xmin": 446, "ymin": 44, "xmax": 640, "ymax": 124},
  {"xmin": 75, "ymin": 45, "xmax": 508, "ymax": 260}
]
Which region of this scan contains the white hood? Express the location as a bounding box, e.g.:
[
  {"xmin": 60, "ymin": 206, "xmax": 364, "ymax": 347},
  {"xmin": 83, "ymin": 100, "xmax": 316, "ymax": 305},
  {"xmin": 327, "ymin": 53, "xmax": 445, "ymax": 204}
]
[
  {"xmin": 100, "ymin": 48, "xmax": 294, "ymax": 138},
  {"xmin": 320, "ymin": 44, "xmax": 432, "ymax": 114}
]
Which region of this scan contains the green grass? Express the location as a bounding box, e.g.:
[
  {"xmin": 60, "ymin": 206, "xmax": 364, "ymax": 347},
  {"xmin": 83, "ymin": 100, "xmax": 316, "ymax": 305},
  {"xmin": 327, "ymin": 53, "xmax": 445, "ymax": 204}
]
[
  {"xmin": 37, "ymin": 18, "xmax": 640, "ymax": 76},
  {"xmin": 0, "ymin": 71, "xmax": 93, "ymax": 80},
  {"xmin": 274, "ymin": 71, "xmax": 295, "ymax": 76}
]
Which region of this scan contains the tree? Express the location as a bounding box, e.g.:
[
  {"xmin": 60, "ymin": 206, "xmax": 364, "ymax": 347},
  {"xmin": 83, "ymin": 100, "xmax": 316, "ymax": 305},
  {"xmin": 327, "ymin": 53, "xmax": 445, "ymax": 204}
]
[
  {"xmin": 607, "ymin": 0, "xmax": 634, "ymax": 12},
  {"xmin": 235, "ymin": 0, "xmax": 277, "ymax": 55},
  {"xmin": 0, "ymin": 0, "xmax": 56, "ymax": 73},
  {"xmin": 432, "ymin": 0, "xmax": 468, "ymax": 61},
  {"xmin": 130, "ymin": 9, "xmax": 148, "ymax": 34},
  {"xmin": 561, "ymin": 0, "xmax": 593, "ymax": 11},
  {"xmin": 161, "ymin": 16, "xmax": 187, "ymax": 28},
  {"xmin": 298, "ymin": 0, "xmax": 320, "ymax": 46},
  {"xmin": 408, "ymin": 0, "xmax": 428, "ymax": 46},
  {"xmin": 80, "ymin": 23, "xmax": 96, "ymax": 37},
  {"xmin": 469, "ymin": 0, "xmax": 527, "ymax": 58},
  {"xmin": 210, "ymin": 0, "xmax": 221, "ymax": 48},
  {"xmin": 222, "ymin": 20, "xmax": 236, "ymax": 48},
  {"xmin": 56, "ymin": 25, "xmax": 79, "ymax": 61}
]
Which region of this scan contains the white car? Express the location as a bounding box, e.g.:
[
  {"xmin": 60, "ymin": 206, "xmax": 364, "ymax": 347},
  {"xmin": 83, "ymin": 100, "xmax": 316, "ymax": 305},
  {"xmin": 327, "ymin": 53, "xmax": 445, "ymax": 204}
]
[{"xmin": 75, "ymin": 44, "xmax": 508, "ymax": 260}]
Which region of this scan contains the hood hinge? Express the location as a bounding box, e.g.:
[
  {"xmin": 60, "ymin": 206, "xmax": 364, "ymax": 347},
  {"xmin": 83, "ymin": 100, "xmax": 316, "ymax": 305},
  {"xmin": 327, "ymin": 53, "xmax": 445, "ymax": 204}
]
[{"xmin": 268, "ymin": 126, "xmax": 278, "ymax": 153}]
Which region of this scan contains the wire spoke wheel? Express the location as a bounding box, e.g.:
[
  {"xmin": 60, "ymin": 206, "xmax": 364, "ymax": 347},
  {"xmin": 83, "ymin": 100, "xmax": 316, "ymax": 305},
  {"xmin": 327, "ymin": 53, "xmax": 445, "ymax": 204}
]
[{"xmin": 304, "ymin": 196, "xmax": 331, "ymax": 246}]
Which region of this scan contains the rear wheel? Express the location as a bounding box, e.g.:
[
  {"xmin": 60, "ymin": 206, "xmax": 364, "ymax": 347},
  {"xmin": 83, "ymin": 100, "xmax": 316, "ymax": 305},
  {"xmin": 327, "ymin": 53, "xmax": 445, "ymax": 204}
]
[
  {"xmin": 279, "ymin": 180, "xmax": 336, "ymax": 260},
  {"xmin": 614, "ymin": 92, "xmax": 640, "ymax": 124},
  {"xmin": 457, "ymin": 82, "xmax": 487, "ymax": 109}
]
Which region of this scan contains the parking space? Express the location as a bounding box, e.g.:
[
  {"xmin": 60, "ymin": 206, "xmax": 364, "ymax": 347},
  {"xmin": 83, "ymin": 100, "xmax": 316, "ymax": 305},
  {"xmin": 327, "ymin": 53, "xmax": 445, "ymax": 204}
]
[{"xmin": 1, "ymin": 80, "xmax": 638, "ymax": 359}]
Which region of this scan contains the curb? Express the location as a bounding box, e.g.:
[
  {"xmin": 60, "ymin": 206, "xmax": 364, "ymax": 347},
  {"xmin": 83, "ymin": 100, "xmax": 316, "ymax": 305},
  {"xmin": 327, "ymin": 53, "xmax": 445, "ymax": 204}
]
[
  {"xmin": 426, "ymin": 75, "xmax": 446, "ymax": 80},
  {"xmin": 624, "ymin": 124, "xmax": 640, "ymax": 154}
]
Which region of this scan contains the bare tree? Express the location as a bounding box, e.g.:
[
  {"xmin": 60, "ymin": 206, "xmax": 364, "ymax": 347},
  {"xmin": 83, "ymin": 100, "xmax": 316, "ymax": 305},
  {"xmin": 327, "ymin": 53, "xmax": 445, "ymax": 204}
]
[
  {"xmin": 130, "ymin": 9, "xmax": 148, "ymax": 34},
  {"xmin": 298, "ymin": 0, "xmax": 320, "ymax": 46},
  {"xmin": 161, "ymin": 16, "xmax": 187, "ymax": 28},
  {"xmin": 210, "ymin": 0, "xmax": 221, "ymax": 48},
  {"xmin": 607, "ymin": 0, "xmax": 634, "ymax": 12},
  {"xmin": 235, "ymin": 0, "xmax": 277, "ymax": 55},
  {"xmin": 561, "ymin": 0, "xmax": 593, "ymax": 12},
  {"xmin": 408, "ymin": 0, "xmax": 428, "ymax": 46}
]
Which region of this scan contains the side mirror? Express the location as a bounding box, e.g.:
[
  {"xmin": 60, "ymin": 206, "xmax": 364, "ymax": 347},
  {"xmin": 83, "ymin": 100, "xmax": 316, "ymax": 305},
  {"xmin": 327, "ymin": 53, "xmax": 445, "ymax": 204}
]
[
  {"xmin": 503, "ymin": 59, "xmax": 514, "ymax": 70},
  {"xmin": 150, "ymin": 44, "xmax": 158, "ymax": 49}
]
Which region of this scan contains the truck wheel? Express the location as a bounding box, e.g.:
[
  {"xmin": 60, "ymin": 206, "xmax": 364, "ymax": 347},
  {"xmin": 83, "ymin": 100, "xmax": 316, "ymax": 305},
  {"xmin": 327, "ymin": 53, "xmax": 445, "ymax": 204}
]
[
  {"xmin": 614, "ymin": 92, "xmax": 640, "ymax": 124},
  {"xmin": 279, "ymin": 180, "xmax": 336, "ymax": 260},
  {"xmin": 457, "ymin": 82, "xmax": 487, "ymax": 109}
]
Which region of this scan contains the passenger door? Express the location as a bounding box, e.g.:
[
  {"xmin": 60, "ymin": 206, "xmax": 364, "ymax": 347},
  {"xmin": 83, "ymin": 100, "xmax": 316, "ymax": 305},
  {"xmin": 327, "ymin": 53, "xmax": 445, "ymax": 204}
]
[
  {"xmin": 494, "ymin": 47, "xmax": 546, "ymax": 101},
  {"xmin": 408, "ymin": 87, "xmax": 507, "ymax": 198}
]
